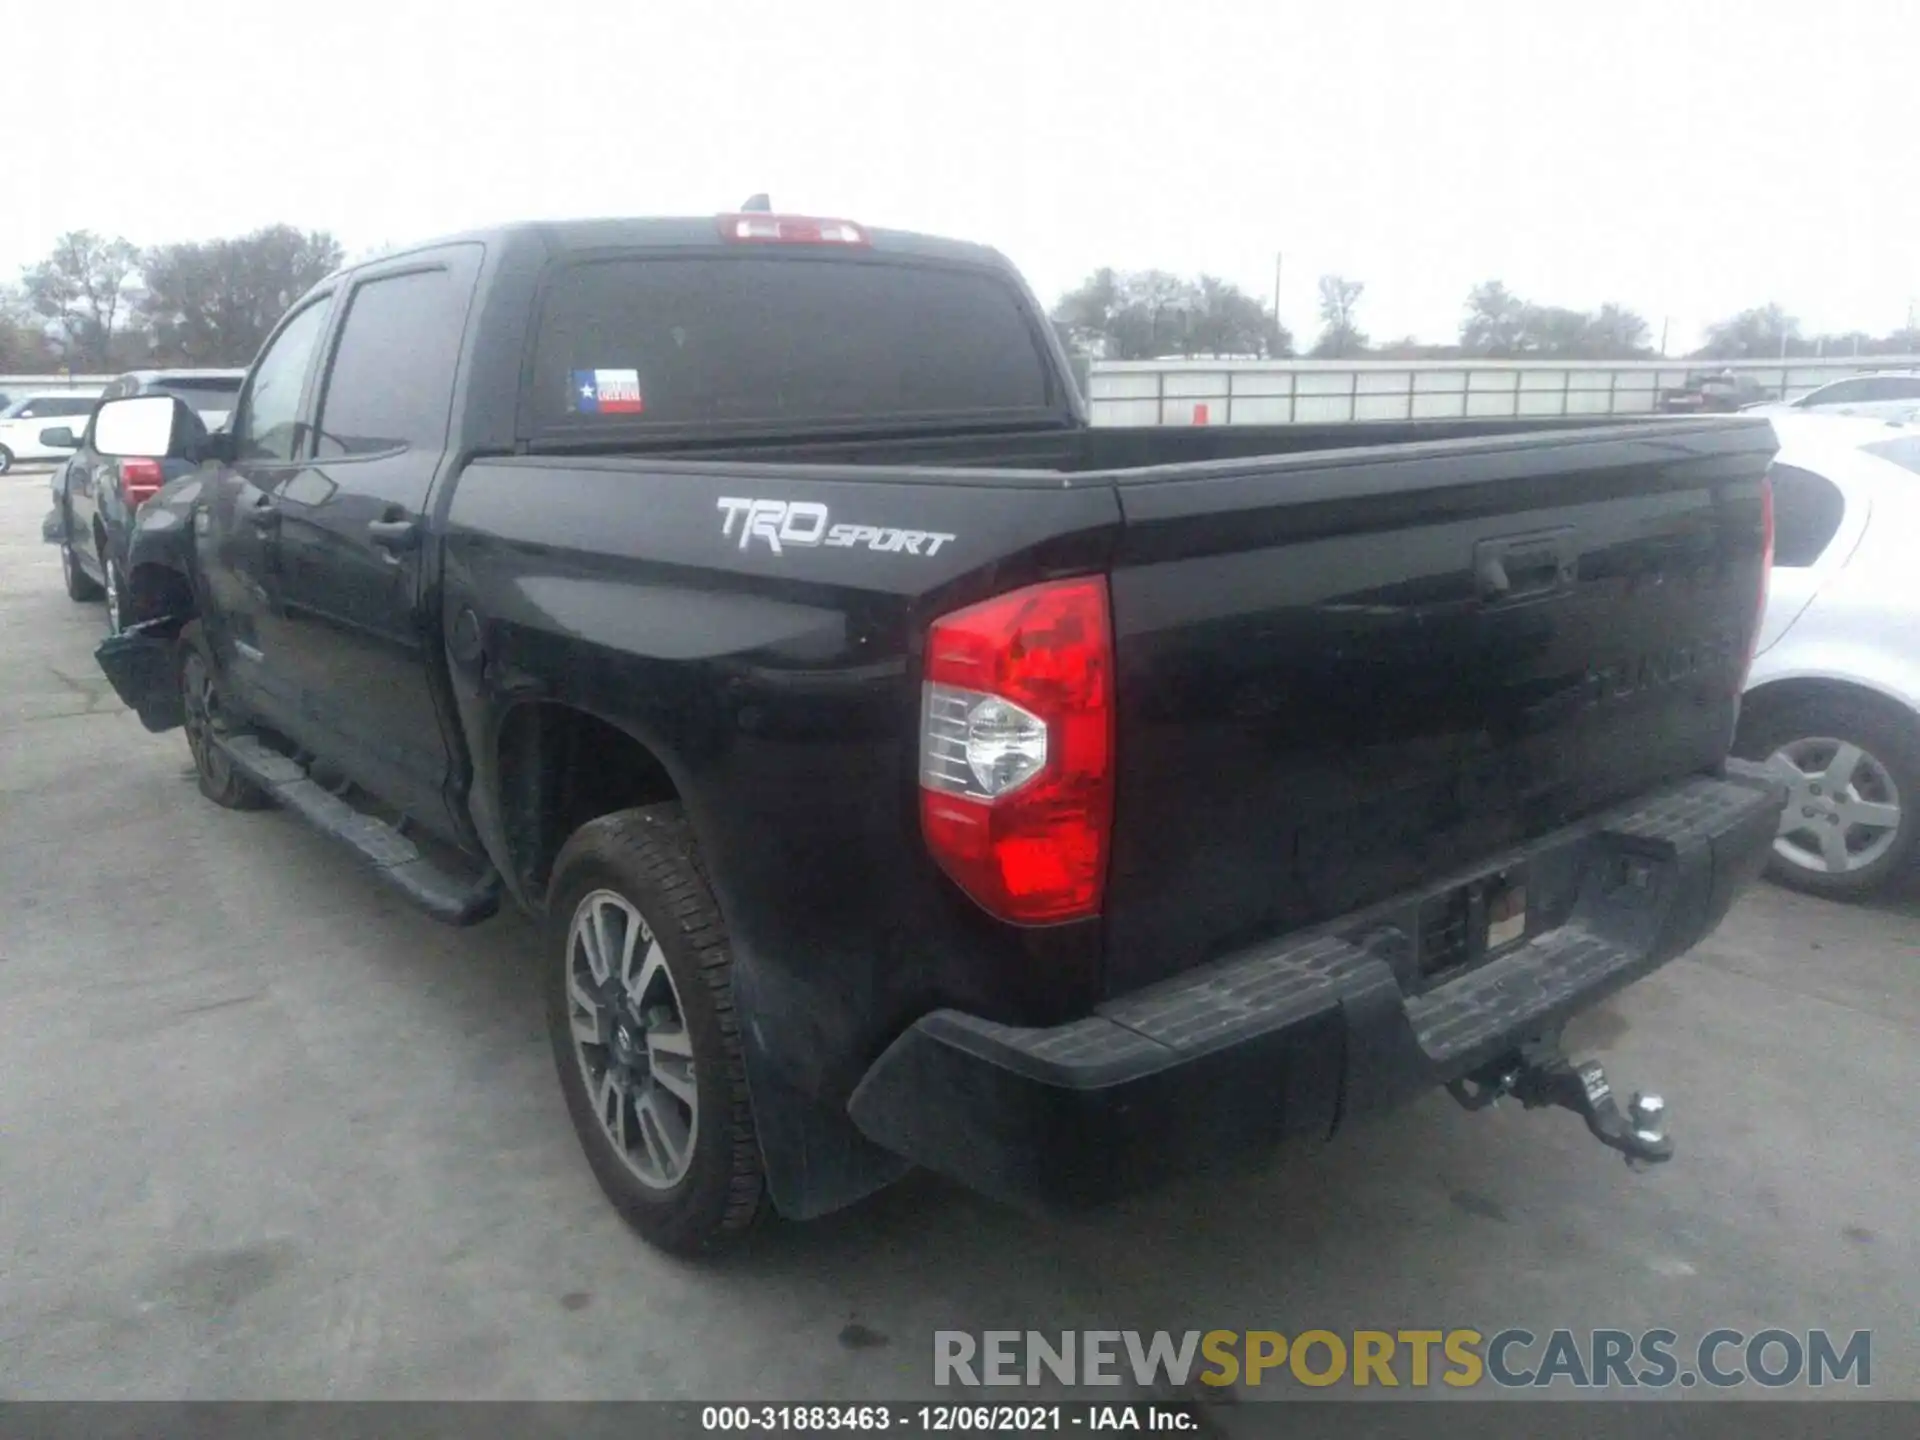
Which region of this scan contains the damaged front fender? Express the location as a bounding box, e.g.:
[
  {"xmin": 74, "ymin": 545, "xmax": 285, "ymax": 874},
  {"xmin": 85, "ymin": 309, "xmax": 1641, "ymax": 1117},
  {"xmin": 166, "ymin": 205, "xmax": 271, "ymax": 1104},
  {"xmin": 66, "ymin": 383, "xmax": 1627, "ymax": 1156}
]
[
  {"xmin": 93, "ymin": 476, "xmax": 207, "ymax": 732},
  {"xmin": 96, "ymin": 619, "xmax": 187, "ymax": 733}
]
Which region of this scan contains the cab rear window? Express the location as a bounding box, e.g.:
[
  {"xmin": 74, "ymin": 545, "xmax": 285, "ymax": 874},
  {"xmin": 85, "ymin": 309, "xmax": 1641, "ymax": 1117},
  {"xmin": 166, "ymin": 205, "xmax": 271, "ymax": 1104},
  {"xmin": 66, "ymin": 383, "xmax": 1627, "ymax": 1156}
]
[
  {"xmin": 156, "ymin": 381, "xmax": 243, "ymax": 415},
  {"xmin": 529, "ymin": 256, "xmax": 1055, "ymax": 433}
]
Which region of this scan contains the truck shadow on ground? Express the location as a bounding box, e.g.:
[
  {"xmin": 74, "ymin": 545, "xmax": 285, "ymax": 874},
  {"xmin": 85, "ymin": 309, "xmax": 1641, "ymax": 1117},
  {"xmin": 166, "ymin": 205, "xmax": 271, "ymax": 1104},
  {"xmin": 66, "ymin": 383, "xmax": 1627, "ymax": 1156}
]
[
  {"xmin": 347, "ymin": 830, "xmax": 1592, "ymax": 1339},
  {"xmin": 141, "ymin": 788, "xmax": 1906, "ymax": 1398}
]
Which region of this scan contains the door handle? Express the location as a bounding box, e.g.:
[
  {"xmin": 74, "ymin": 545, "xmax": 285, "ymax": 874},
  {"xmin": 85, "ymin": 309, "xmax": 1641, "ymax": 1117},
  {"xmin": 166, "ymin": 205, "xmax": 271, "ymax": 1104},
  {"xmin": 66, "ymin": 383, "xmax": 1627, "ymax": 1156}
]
[
  {"xmin": 368, "ymin": 517, "xmax": 420, "ymax": 552},
  {"xmin": 1474, "ymin": 528, "xmax": 1578, "ymax": 604}
]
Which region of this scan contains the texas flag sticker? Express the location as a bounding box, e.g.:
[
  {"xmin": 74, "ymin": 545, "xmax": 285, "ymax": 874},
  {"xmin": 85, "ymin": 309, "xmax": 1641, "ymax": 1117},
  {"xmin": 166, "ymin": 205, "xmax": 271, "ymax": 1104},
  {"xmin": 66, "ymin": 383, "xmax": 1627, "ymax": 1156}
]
[{"xmin": 571, "ymin": 368, "xmax": 645, "ymax": 414}]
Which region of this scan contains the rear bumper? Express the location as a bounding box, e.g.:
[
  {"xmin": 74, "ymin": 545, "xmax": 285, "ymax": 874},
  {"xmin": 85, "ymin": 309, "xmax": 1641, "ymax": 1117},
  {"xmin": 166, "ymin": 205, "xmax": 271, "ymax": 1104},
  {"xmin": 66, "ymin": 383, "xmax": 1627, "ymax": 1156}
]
[{"xmin": 847, "ymin": 770, "xmax": 1784, "ymax": 1210}]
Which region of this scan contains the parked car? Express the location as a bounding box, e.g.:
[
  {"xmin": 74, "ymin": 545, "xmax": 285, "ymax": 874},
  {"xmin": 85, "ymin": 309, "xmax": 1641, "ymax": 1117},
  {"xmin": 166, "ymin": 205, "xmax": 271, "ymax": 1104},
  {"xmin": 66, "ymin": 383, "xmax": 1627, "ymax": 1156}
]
[
  {"xmin": 46, "ymin": 370, "xmax": 246, "ymax": 629},
  {"xmin": 0, "ymin": 389, "xmax": 102, "ymax": 472},
  {"xmin": 88, "ymin": 213, "xmax": 1783, "ymax": 1252},
  {"xmin": 1733, "ymin": 414, "xmax": 1920, "ymax": 898},
  {"xmin": 1742, "ymin": 370, "xmax": 1920, "ymax": 423},
  {"xmin": 1657, "ymin": 371, "xmax": 1774, "ymax": 413}
]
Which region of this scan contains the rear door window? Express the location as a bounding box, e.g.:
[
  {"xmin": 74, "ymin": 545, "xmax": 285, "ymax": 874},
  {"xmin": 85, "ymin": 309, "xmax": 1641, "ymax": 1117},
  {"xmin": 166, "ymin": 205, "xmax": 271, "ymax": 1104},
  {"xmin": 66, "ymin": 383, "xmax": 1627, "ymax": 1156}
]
[
  {"xmin": 1803, "ymin": 379, "xmax": 1872, "ymax": 406},
  {"xmin": 1769, "ymin": 464, "xmax": 1848, "ymax": 567},
  {"xmin": 155, "ymin": 380, "xmax": 244, "ymax": 417},
  {"xmin": 314, "ymin": 263, "xmax": 474, "ymax": 457},
  {"xmin": 529, "ymin": 255, "xmax": 1056, "ymax": 434},
  {"xmin": 1858, "ymin": 376, "xmax": 1920, "ymax": 401}
]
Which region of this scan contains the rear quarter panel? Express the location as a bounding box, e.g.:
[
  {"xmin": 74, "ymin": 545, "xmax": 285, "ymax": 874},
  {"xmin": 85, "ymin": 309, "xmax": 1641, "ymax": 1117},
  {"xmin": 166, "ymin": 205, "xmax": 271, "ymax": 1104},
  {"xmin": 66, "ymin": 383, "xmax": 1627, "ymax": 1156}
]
[{"xmin": 439, "ymin": 455, "xmax": 1120, "ymax": 1217}]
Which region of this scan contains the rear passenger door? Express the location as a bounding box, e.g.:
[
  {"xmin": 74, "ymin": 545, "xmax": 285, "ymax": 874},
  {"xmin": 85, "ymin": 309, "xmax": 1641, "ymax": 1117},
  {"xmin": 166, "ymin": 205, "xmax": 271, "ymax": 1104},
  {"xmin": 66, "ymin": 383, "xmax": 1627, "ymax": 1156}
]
[{"xmin": 265, "ymin": 246, "xmax": 481, "ymax": 839}]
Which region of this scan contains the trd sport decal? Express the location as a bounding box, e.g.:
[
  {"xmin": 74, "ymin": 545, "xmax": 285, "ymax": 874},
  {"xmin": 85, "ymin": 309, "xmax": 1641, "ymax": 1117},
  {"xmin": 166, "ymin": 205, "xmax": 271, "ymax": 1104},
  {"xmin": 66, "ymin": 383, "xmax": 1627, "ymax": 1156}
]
[{"xmin": 717, "ymin": 497, "xmax": 957, "ymax": 557}]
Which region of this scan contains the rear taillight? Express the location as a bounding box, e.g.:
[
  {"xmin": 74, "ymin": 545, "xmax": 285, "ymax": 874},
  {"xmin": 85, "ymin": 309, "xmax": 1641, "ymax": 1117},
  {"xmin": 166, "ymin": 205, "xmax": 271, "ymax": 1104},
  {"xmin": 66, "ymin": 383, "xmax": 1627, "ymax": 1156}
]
[
  {"xmin": 718, "ymin": 213, "xmax": 868, "ymax": 245},
  {"xmin": 120, "ymin": 458, "xmax": 166, "ymax": 509},
  {"xmin": 919, "ymin": 577, "xmax": 1114, "ymax": 925}
]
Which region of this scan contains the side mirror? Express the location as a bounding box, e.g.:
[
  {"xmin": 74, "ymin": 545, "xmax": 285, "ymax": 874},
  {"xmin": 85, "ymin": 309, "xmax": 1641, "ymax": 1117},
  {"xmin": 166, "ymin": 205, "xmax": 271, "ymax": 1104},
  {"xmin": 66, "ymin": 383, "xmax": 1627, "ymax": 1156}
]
[
  {"xmin": 37, "ymin": 426, "xmax": 78, "ymax": 449},
  {"xmin": 90, "ymin": 394, "xmax": 203, "ymax": 462}
]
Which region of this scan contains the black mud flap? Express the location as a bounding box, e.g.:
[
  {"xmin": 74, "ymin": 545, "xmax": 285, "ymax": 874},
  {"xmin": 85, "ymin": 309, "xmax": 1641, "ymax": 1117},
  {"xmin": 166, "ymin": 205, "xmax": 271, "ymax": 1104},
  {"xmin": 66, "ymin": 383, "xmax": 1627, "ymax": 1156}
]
[
  {"xmin": 41, "ymin": 506, "xmax": 63, "ymax": 545},
  {"xmin": 94, "ymin": 620, "xmax": 186, "ymax": 733}
]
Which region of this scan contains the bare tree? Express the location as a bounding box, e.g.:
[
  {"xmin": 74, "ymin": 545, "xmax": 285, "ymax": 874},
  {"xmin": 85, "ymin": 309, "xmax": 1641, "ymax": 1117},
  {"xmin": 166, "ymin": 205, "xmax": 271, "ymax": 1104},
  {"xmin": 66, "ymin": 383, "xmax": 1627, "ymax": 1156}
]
[
  {"xmin": 1052, "ymin": 269, "xmax": 1290, "ymax": 359},
  {"xmin": 21, "ymin": 231, "xmax": 142, "ymax": 367},
  {"xmin": 0, "ymin": 287, "xmax": 59, "ymax": 369},
  {"xmin": 1311, "ymin": 275, "xmax": 1367, "ymax": 358},
  {"xmin": 1461, "ymin": 282, "xmax": 1651, "ymax": 358},
  {"xmin": 140, "ymin": 225, "xmax": 345, "ymax": 365},
  {"xmin": 1460, "ymin": 281, "xmax": 1529, "ymax": 356},
  {"xmin": 1696, "ymin": 304, "xmax": 1799, "ymax": 360}
]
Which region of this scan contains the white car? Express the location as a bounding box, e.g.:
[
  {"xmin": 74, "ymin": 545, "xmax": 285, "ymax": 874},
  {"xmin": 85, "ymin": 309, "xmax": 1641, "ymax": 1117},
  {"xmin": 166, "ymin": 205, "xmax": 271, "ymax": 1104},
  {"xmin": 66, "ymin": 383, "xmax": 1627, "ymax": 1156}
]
[
  {"xmin": 1733, "ymin": 413, "xmax": 1920, "ymax": 897},
  {"xmin": 0, "ymin": 390, "xmax": 103, "ymax": 473},
  {"xmin": 1745, "ymin": 370, "xmax": 1920, "ymax": 423}
]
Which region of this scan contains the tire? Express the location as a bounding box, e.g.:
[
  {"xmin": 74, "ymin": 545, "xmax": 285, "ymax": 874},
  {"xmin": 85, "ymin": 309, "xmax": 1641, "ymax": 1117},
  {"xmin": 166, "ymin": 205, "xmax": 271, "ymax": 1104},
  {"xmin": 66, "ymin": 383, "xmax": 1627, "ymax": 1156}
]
[
  {"xmin": 1735, "ymin": 691, "xmax": 1920, "ymax": 899},
  {"xmin": 100, "ymin": 542, "xmax": 128, "ymax": 634},
  {"xmin": 177, "ymin": 621, "xmax": 272, "ymax": 811},
  {"xmin": 0, "ymin": 445, "xmax": 12, "ymax": 475},
  {"xmin": 546, "ymin": 805, "xmax": 768, "ymax": 1253},
  {"xmin": 60, "ymin": 519, "xmax": 103, "ymax": 602}
]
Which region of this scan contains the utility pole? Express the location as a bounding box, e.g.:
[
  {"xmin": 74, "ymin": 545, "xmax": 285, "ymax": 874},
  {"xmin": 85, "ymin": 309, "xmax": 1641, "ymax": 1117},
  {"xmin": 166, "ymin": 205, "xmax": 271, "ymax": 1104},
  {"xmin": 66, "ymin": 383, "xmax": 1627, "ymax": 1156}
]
[
  {"xmin": 1273, "ymin": 252, "xmax": 1283, "ymax": 326},
  {"xmin": 1658, "ymin": 317, "xmax": 1669, "ymax": 358}
]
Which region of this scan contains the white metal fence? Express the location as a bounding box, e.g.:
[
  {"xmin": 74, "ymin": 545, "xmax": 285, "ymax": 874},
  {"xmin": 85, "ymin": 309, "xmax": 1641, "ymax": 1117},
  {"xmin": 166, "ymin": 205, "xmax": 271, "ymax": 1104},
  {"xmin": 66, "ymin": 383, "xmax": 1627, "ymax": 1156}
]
[
  {"xmin": 1087, "ymin": 356, "xmax": 1920, "ymax": 427},
  {"xmin": 0, "ymin": 373, "xmax": 114, "ymax": 392}
]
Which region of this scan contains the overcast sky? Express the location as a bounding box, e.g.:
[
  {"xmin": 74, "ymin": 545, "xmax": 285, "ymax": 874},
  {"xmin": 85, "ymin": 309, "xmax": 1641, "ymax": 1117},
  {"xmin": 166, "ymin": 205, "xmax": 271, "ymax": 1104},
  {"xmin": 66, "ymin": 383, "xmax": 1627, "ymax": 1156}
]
[{"xmin": 8, "ymin": 0, "xmax": 1916, "ymax": 352}]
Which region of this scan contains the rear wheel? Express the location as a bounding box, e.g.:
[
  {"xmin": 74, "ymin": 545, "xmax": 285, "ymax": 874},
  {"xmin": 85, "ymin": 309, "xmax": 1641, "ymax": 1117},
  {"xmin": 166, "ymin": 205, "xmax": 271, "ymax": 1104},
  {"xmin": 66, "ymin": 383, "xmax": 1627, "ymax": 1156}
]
[
  {"xmin": 0, "ymin": 445, "xmax": 13, "ymax": 475},
  {"xmin": 545, "ymin": 805, "xmax": 768, "ymax": 1253},
  {"xmin": 100, "ymin": 543, "xmax": 128, "ymax": 634},
  {"xmin": 178, "ymin": 622, "xmax": 271, "ymax": 811},
  {"xmin": 1737, "ymin": 692, "xmax": 1920, "ymax": 899},
  {"xmin": 60, "ymin": 521, "xmax": 103, "ymax": 602}
]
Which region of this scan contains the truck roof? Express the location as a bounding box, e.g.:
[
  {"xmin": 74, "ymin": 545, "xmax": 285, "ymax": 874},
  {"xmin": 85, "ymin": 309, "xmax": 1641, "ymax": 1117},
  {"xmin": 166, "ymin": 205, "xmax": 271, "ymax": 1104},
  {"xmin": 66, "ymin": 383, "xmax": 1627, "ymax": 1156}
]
[{"xmin": 329, "ymin": 215, "xmax": 1012, "ymax": 286}]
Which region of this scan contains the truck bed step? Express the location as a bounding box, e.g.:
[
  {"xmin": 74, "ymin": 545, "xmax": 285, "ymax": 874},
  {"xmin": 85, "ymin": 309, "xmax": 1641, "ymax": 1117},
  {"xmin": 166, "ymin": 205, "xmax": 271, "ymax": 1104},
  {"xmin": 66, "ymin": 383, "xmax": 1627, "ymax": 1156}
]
[
  {"xmin": 217, "ymin": 733, "xmax": 502, "ymax": 926},
  {"xmin": 1405, "ymin": 926, "xmax": 1637, "ymax": 1070}
]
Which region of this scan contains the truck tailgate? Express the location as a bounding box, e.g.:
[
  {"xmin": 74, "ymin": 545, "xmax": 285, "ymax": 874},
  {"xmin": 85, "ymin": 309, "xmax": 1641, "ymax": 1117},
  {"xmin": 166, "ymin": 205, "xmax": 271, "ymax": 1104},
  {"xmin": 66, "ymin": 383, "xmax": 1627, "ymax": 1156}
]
[{"xmin": 1099, "ymin": 419, "xmax": 1776, "ymax": 994}]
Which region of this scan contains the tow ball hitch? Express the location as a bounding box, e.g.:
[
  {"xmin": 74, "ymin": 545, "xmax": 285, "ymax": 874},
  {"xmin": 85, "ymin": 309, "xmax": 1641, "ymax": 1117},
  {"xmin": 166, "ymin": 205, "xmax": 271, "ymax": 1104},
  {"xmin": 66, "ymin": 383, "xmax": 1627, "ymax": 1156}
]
[{"xmin": 1447, "ymin": 1038, "xmax": 1674, "ymax": 1166}]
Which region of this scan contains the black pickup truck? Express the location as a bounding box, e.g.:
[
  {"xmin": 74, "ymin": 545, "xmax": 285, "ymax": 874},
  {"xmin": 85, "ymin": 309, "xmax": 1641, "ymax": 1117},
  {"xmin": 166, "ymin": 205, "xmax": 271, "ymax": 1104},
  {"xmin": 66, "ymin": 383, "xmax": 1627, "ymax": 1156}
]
[{"xmin": 88, "ymin": 211, "xmax": 1785, "ymax": 1253}]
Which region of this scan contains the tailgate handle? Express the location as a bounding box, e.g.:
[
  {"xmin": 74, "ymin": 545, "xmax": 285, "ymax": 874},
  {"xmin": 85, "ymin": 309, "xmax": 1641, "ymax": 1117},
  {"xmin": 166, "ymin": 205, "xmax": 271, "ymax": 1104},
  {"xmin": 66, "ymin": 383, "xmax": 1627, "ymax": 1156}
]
[{"xmin": 1475, "ymin": 529, "xmax": 1577, "ymax": 603}]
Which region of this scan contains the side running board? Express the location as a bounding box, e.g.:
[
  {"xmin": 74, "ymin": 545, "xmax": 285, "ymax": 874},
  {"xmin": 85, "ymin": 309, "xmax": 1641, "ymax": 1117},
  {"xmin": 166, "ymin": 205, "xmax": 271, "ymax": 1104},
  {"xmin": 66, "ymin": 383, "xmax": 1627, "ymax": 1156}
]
[{"xmin": 218, "ymin": 732, "xmax": 502, "ymax": 927}]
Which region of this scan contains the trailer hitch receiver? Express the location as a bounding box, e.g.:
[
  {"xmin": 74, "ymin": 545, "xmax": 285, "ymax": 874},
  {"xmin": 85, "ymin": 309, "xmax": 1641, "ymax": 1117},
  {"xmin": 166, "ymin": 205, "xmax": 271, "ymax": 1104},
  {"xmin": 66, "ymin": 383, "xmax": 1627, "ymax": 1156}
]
[{"xmin": 1448, "ymin": 1037, "xmax": 1674, "ymax": 1166}]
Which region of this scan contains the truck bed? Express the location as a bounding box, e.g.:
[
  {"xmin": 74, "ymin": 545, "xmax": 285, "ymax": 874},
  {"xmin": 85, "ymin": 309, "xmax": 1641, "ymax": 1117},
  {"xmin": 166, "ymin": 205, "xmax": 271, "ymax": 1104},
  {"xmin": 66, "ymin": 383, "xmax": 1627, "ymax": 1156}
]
[
  {"xmin": 524, "ymin": 412, "xmax": 1724, "ymax": 478},
  {"xmin": 455, "ymin": 412, "xmax": 1773, "ymax": 988}
]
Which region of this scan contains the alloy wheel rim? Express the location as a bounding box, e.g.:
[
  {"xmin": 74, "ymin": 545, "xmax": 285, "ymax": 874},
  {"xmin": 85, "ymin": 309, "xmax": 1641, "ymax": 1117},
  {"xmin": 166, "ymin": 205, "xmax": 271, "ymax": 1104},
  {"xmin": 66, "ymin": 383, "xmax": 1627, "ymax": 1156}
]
[
  {"xmin": 104, "ymin": 558, "xmax": 122, "ymax": 634},
  {"xmin": 180, "ymin": 651, "xmax": 234, "ymax": 792},
  {"xmin": 1768, "ymin": 736, "xmax": 1903, "ymax": 875},
  {"xmin": 565, "ymin": 889, "xmax": 698, "ymax": 1190}
]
